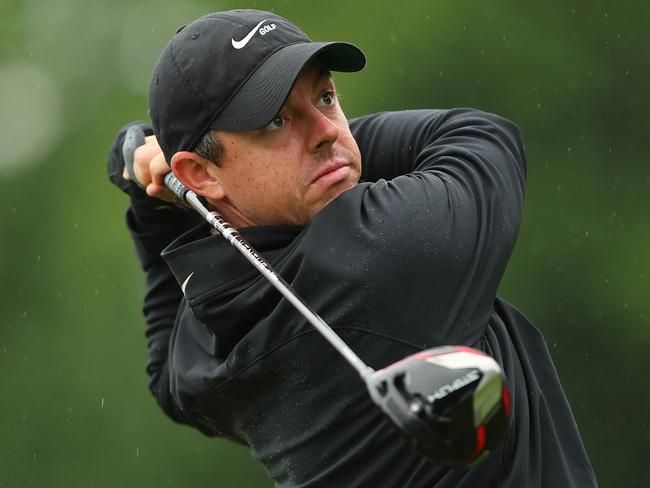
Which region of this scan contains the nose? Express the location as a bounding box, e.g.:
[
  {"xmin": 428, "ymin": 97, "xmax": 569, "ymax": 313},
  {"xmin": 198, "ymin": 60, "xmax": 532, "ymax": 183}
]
[{"xmin": 307, "ymin": 108, "xmax": 339, "ymax": 153}]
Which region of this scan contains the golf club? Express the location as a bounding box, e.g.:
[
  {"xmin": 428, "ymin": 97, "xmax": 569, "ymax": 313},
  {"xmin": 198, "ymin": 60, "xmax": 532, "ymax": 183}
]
[{"xmin": 122, "ymin": 125, "xmax": 510, "ymax": 467}]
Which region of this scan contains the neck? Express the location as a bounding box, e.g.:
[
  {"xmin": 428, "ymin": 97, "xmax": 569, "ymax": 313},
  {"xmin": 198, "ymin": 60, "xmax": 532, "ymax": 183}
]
[{"xmin": 205, "ymin": 197, "xmax": 256, "ymax": 229}]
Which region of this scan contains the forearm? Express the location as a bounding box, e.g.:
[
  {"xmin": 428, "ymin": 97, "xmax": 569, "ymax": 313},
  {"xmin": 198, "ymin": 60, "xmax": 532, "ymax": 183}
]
[
  {"xmin": 125, "ymin": 176, "xmax": 203, "ymax": 425},
  {"xmin": 347, "ymin": 109, "xmax": 528, "ymax": 345},
  {"xmin": 108, "ymin": 121, "xmax": 201, "ymax": 422},
  {"xmin": 351, "ymin": 108, "xmax": 526, "ymax": 188}
]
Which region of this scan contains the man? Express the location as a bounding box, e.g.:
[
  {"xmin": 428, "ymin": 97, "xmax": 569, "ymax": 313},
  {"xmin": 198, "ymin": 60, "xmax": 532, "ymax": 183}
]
[{"xmin": 107, "ymin": 9, "xmax": 597, "ymax": 487}]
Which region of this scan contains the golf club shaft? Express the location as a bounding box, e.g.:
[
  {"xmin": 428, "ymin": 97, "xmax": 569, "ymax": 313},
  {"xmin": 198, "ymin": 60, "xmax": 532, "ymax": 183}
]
[{"xmin": 164, "ymin": 172, "xmax": 374, "ymax": 380}]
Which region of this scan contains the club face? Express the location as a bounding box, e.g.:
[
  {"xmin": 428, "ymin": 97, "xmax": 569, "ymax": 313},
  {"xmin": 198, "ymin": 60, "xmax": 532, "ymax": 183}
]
[{"xmin": 367, "ymin": 346, "xmax": 510, "ymax": 466}]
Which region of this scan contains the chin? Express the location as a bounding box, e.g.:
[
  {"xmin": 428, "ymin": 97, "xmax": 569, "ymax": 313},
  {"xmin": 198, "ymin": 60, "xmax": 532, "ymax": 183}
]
[{"xmin": 312, "ymin": 178, "xmax": 359, "ymax": 218}]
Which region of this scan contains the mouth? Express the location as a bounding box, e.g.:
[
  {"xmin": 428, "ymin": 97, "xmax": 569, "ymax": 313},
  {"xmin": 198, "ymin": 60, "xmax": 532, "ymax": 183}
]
[{"xmin": 311, "ymin": 161, "xmax": 352, "ymax": 187}]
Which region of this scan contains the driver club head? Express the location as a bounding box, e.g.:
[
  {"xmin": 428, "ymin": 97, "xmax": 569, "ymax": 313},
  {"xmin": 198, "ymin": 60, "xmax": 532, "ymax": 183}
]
[{"xmin": 367, "ymin": 346, "xmax": 510, "ymax": 467}]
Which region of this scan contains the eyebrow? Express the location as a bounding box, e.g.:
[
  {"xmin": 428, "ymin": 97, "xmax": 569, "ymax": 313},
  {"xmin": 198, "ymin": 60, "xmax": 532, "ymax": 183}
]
[{"xmin": 313, "ymin": 65, "xmax": 332, "ymax": 90}]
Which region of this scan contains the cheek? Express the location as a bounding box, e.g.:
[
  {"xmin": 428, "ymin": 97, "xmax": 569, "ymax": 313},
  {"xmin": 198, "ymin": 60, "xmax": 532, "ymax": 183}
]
[
  {"xmin": 348, "ymin": 130, "xmax": 361, "ymax": 156},
  {"xmin": 237, "ymin": 159, "xmax": 300, "ymax": 206}
]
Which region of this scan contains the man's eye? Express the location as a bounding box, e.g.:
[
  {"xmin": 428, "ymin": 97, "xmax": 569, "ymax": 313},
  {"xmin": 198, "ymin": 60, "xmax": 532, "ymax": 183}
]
[
  {"xmin": 265, "ymin": 115, "xmax": 286, "ymax": 131},
  {"xmin": 318, "ymin": 91, "xmax": 335, "ymax": 107}
]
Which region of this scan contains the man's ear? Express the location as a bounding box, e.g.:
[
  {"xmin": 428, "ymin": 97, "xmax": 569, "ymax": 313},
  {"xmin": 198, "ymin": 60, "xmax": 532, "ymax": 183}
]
[{"xmin": 170, "ymin": 151, "xmax": 226, "ymax": 201}]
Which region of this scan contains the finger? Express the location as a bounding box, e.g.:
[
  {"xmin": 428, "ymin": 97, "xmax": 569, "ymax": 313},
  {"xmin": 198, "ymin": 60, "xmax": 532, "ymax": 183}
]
[
  {"xmin": 145, "ymin": 182, "xmax": 166, "ymax": 198},
  {"xmin": 122, "ymin": 166, "xmax": 131, "ymax": 180},
  {"xmin": 146, "ymin": 182, "xmax": 178, "ymax": 203},
  {"xmin": 150, "ymin": 152, "xmax": 171, "ymax": 185},
  {"xmin": 133, "ymin": 144, "xmax": 161, "ymax": 187},
  {"xmin": 134, "ymin": 141, "xmax": 161, "ymax": 167}
]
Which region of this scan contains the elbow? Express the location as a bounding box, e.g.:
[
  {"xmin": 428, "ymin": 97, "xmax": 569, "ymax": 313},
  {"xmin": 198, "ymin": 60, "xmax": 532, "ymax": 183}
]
[
  {"xmin": 447, "ymin": 108, "xmax": 528, "ymax": 186},
  {"xmin": 473, "ymin": 109, "xmax": 527, "ymax": 179}
]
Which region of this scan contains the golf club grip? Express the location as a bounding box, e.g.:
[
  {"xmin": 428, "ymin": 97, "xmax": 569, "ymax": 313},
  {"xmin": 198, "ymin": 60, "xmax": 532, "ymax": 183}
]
[
  {"xmin": 122, "ymin": 125, "xmax": 147, "ymax": 189},
  {"xmin": 163, "ymin": 172, "xmax": 191, "ymax": 201},
  {"xmin": 123, "ymin": 125, "xmax": 190, "ymax": 201}
]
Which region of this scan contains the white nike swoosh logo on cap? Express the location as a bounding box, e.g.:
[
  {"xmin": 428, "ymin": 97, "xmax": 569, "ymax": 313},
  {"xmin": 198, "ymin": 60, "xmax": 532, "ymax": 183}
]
[
  {"xmin": 231, "ymin": 19, "xmax": 268, "ymax": 49},
  {"xmin": 181, "ymin": 272, "xmax": 194, "ymax": 295}
]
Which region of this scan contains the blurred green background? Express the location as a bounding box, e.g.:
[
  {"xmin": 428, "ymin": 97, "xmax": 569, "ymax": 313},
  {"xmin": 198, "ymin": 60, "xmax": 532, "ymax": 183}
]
[{"xmin": 1, "ymin": 0, "xmax": 648, "ymax": 486}]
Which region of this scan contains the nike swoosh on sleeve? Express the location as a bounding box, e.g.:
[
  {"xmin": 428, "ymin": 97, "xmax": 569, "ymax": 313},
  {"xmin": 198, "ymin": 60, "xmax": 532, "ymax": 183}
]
[
  {"xmin": 231, "ymin": 19, "xmax": 268, "ymax": 49},
  {"xmin": 181, "ymin": 272, "xmax": 194, "ymax": 295}
]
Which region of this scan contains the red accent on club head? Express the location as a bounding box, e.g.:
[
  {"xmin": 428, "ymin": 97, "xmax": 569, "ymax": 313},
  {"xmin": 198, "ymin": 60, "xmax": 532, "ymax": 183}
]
[
  {"xmin": 476, "ymin": 425, "xmax": 486, "ymax": 452},
  {"xmin": 502, "ymin": 385, "xmax": 511, "ymax": 417},
  {"xmin": 372, "ymin": 351, "xmax": 434, "ymax": 376},
  {"xmin": 413, "ymin": 352, "xmax": 433, "ymax": 360},
  {"xmin": 371, "ymin": 345, "xmax": 487, "ymax": 377},
  {"xmin": 466, "ymin": 424, "xmax": 487, "ymax": 463},
  {"xmin": 450, "ymin": 346, "xmax": 487, "ymax": 356}
]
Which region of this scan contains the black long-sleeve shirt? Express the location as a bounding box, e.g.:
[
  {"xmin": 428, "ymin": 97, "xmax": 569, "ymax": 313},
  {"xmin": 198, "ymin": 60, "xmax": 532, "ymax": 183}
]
[{"xmin": 108, "ymin": 109, "xmax": 597, "ymax": 487}]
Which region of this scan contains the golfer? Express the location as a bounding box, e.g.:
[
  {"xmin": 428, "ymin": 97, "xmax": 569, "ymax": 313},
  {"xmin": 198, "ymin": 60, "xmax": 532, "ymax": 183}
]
[{"xmin": 107, "ymin": 9, "xmax": 597, "ymax": 487}]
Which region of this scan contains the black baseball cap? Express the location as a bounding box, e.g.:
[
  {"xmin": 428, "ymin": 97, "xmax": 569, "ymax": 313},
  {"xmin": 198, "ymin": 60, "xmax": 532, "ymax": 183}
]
[{"xmin": 149, "ymin": 9, "xmax": 366, "ymax": 162}]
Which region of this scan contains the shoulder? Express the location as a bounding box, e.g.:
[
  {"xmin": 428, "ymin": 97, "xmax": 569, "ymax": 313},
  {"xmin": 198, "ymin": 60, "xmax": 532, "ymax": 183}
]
[{"xmin": 349, "ymin": 108, "xmax": 521, "ymax": 137}]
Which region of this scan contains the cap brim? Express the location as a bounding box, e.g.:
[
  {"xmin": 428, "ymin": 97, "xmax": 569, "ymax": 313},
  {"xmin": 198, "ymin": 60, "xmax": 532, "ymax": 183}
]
[{"xmin": 211, "ymin": 42, "xmax": 365, "ymax": 131}]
